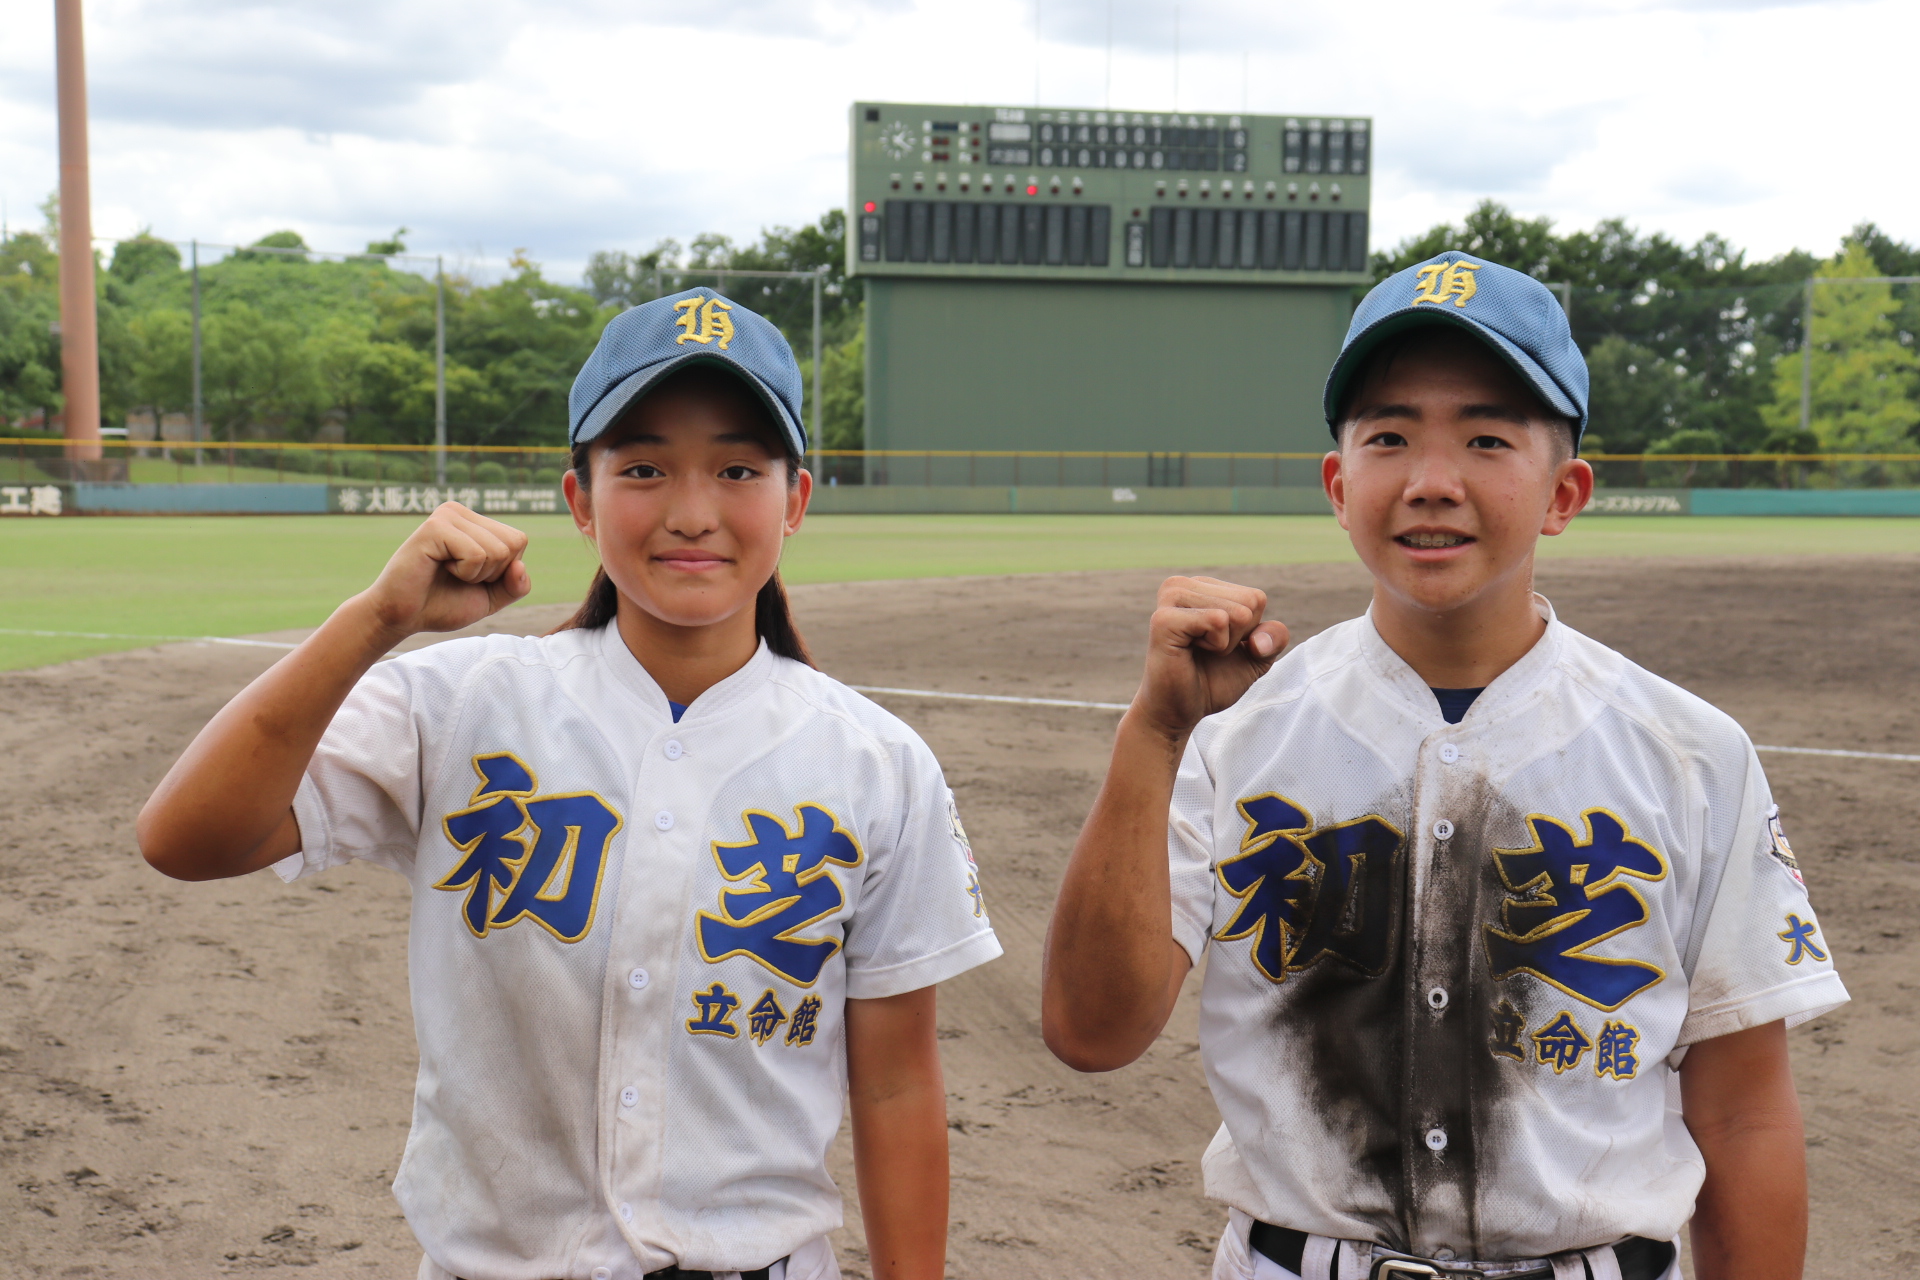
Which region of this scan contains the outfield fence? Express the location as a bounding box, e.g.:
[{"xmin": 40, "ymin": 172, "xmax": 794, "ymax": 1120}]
[{"xmin": 6, "ymin": 437, "xmax": 1920, "ymax": 493}]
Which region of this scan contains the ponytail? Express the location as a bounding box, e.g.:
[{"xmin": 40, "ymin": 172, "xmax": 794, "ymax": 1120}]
[{"xmin": 551, "ymin": 436, "xmax": 814, "ymax": 667}]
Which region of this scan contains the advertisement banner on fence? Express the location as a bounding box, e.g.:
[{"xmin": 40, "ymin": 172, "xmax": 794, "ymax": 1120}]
[
  {"xmin": 328, "ymin": 484, "xmax": 565, "ymax": 515},
  {"xmin": 1583, "ymin": 489, "xmax": 1690, "ymax": 515},
  {"xmin": 0, "ymin": 483, "xmax": 70, "ymax": 515}
]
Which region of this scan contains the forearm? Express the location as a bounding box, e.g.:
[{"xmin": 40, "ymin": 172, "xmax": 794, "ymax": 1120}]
[
  {"xmin": 850, "ymin": 1066, "xmax": 948, "ymax": 1280},
  {"xmin": 1041, "ymin": 708, "xmax": 1189, "ymax": 1070},
  {"xmin": 1681, "ymin": 1020, "xmax": 1807, "ymax": 1280},
  {"xmin": 137, "ymin": 593, "xmax": 404, "ymax": 880},
  {"xmin": 1688, "ymin": 1110, "xmax": 1807, "ymax": 1278},
  {"xmin": 847, "ymin": 989, "xmax": 946, "ymax": 1280}
]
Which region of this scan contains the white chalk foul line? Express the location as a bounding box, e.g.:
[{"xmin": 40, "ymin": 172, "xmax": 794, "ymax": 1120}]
[
  {"xmin": 0, "ymin": 628, "xmax": 299, "ymax": 650},
  {"xmin": 849, "ymin": 684, "xmax": 1920, "ymax": 764},
  {"xmin": 4, "ymin": 639, "xmax": 1912, "ymax": 763},
  {"xmin": 849, "ymin": 685, "xmax": 1131, "ymax": 712},
  {"xmin": 1750, "ymin": 743, "xmax": 1920, "ymax": 764}
]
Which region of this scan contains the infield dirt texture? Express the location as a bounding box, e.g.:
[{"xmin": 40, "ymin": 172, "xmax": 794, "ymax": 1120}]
[{"xmin": 1, "ymin": 553, "xmax": 1916, "ymax": 1277}]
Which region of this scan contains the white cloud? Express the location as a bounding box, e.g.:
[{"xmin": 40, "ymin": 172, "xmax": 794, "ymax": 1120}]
[{"xmin": 0, "ymin": 0, "xmax": 1913, "ymax": 280}]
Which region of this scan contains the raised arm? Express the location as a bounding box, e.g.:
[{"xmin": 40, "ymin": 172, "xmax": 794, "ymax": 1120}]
[
  {"xmin": 1041, "ymin": 576, "xmax": 1287, "ymax": 1072},
  {"xmin": 137, "ymin": 504, "xmax": 531, "ymax": 881}
]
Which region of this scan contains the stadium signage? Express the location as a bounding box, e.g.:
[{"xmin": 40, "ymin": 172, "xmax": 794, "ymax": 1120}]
[
  {"xmin": 328, "ymin": 485, "xmax": 564, "ymax": 516},
  {"xmin": 0, "ymin": 484, "xmax": 66, "ymax": 516}
]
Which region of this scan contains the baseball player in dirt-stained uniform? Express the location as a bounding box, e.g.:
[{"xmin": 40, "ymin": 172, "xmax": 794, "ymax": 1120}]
[{"xmin": 1043, "ymin": 252, "xmax": 1847, "ymax": 1280}]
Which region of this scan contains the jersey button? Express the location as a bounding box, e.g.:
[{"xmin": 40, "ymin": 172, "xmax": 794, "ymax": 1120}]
[
  {"xmin": 654, "ymin": 810, "xmax": 675, "ymax": 832},
  {"xmin": 1432, "ymin": 819, "xmax": 1455, "ymax": 841},
  {"xmin": 1439, "ymin": 743, "xmax": 1460, "ymax": 764},
  {"xmin": 620, "ymin": 1085, "xmax": 639, "ymax": 1108},
  {"xmin": 592, "ymin": 1270, "xmax": 613, "ymax": 1280},
  {"xmin": 1425, "ymin": 1126, "xmax": 1448, "ymax": 1152},
  {"xmin": 664, "ymin": 738, "xmax": 684, "ymax": 760},
  {"xmin": 628, "ymin": 967, "xmax": 650, "ymax": 990},
  {"xmin": 619, "ymin": 1201, "xmax": 634, "ymax": 1223},
  {"xmin": 1426, "ymin": 986, "xmax": 1449, "ymax": 1012}
]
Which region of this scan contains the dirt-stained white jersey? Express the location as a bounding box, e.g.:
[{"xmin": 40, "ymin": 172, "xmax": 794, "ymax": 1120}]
[
  {"xmin": 1169, "ymin": 599, "xmax": 1846, "ymax": 1261},
  {"xmin": 276, "ymin": 625, "xmax": 1001, "ymax": 1280}
]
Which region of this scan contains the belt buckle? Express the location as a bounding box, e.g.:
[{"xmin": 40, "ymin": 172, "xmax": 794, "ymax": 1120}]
[
  {"xmin": 1371, "ymin": 1261, "xmax": 1485, "ymax": 1280},
  {"xmin": 1372, "ymin": 1262, "xmax": 1442, "ymax": 1280}
]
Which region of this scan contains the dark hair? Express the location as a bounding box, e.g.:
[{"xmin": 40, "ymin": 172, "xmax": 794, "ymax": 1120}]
[{"xmin": 553, "ymin": 370, "xmax": 812, "ymax": 665}]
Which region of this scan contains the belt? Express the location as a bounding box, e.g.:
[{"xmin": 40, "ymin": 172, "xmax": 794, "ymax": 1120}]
[
  {"xmin": 1249, "ymin": 1222, "xmax": 1676, "ymax": 1280},
  {"xmin": 461, "ymin": 1268, "xmax": 774, "ymax": 1280}
]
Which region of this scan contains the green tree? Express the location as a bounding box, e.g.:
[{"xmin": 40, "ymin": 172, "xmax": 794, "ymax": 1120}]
[
  {"xmin": 1584, "ymin": 335, "xmax": 1699, "ymax": 454},
  {"xmin": 0, "ymin": 231, "xmax": 63, "ymax": 428},
  {"xmin": 127, "ymin": 307, "xmax": 193, "ymax": 433},
  {"xmin": 201, "ymin": 302, "xmax": 321, "ymax": 438},
  {"xmin": 233, "ymin": 230, "xmax": 312, "ymax": 263},
  {"xmin": 1763, "ymin": 242, "xmax": 1920, "ymax": 452},
  {"xmin": 1645, "ymin": 427, "xmax": 1728, "ymax": 487},
  {"xmin": 109, "ymin": 233, "xmax": 183, "ymax": 287}
]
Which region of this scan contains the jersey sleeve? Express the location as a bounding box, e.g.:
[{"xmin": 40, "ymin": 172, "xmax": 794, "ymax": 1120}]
[
  {"xmin": 1677, "ymin": 746, "xmax": 1849, "ymax": 1045},
  {"xmin": 1168, "ymin": 732, "xmax": 1219, "ymax": 966},
  {"xmin": 274, "ymin": 656, "xmax": 429, "ymax": 882},
  {"xmin": 838, "ymin": 736, "xmax": 1002, "ymax": 1000}
]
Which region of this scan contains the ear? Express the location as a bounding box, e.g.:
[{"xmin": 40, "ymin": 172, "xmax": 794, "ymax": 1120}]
[
  {"xmin": 1541, "ymin": 456, "xmax": 1593, "ymax": 536},
  {"xmin": 563, "ymin": 466, "xmax": 594, "ymax": 539},
  {"xmin": 785, "ymin": 464, "xmax": 814, "ymax": 538},
  {"xmin": 1321, "ymin": 449, "xmax": 1350, "ymax": 531}
]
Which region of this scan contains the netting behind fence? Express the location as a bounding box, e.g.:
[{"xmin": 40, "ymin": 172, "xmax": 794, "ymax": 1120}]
[{"xmin": 5, "ymin": 438, "xmax": 1917, "ymax": 491}]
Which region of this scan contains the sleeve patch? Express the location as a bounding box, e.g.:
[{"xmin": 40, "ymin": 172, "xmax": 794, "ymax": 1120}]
[{"xmin": 1765, "ymin": 804, "xmax": 1805, "ymax": 887}]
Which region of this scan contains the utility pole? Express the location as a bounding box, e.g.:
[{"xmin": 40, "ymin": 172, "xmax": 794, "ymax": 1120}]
[
  {"xmin": 54, "ymin": 0, "xmax": 101, "ymax": 462},
  {"xmin": 1798, "ymin": 277, "xmax": 1814, "ymax": 437},
  {"xmin": 435, "ymin": 256, "xmax": 447, "ymax": 486},
  {"xmin": 190, "ymin": 239, "xmax": 203, "ymax": 464},
  {"xmin": 811, "ymin": 268, "xmax": 824, "ymax": 483}
]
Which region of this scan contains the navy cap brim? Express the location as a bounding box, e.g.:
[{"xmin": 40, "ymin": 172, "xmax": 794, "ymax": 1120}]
[
  {"xmin": 1323, "ymin": 307, "xmax": 1583, "ymax": 437},
  {"xmin": 573, "ymin": 350, "xmax": 807, "ymax": 456}
]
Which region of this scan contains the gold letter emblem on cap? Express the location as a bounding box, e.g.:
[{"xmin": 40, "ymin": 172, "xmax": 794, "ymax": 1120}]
[
  {"xmin": 1411, "ymin": 260, "xmax": 1480, "ymax": 308},
  {"xmin": 673, "ymin": 296, "xmax": 736, "ymax": 350}
]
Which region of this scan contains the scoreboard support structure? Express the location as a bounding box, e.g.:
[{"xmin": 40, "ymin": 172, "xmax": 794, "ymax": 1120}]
[{"xmin": 848, "ymin": 101, "xmax": 1373, "ymax": 480}]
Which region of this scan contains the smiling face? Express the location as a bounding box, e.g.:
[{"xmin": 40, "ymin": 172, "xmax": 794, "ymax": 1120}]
[
  {"xmin": 564, "ymin": 367, "xmax": 809, "ymax": 635},
  {"xmin": 1323, "ymin": 327, "xmax": 1591, "ymax": 623}
]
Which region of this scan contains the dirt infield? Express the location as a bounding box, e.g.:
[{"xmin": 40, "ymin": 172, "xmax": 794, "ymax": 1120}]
[{"xmin": 2, "ymin": 554, "xmax": 1915, "ymax": 1278}]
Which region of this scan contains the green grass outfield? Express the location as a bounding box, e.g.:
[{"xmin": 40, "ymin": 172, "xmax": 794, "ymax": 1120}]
[{"xmin": 2, "ymin": 513, "xmax": 1914, "ymax": 671}]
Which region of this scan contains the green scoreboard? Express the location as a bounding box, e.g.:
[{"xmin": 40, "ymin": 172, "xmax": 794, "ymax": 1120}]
[{"xmin": 847, "ymin": 101, "xmax": 1373, "ymax": 478}]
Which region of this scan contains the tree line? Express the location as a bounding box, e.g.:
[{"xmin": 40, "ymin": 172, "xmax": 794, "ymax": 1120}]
[
  {"xmin": 2, "ymin": 198, "xmax": 1915, "ymax": 457},
  {"xmin": 0, "ymin": 209, "xmax": 866, "ymax": 451}
]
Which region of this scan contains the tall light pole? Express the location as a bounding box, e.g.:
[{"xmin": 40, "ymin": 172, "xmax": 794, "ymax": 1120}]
[
  {"xmin": 54, "ymin": 0, "xmax": 101, "ymax": 462},
  {"xmin": 811, "ymin": 268, "xmax": 823, "ymax": 484},
  {"xmin": 435, "ymin": 256, "xmax": 447, "ymax": 486}
]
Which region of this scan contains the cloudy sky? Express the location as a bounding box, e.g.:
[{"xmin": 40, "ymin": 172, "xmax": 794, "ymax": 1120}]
[{"xmin": 0, "ymin": 0, "xmax": 1912, "ymax": 280}]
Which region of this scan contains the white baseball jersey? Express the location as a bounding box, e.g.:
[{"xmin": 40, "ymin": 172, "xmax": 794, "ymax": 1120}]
[
  {"xmin": 275, "ymin": 625, "xmax": 1001, "ymax": 1280},
  {"xmin": 1169, "ymin": 598, "xmax": 1846, "ymax": 1262}
]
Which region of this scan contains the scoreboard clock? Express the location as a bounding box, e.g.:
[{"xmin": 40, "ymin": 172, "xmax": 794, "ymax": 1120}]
[{"xmin": 847, "ymin": 100, "xmax": 1375, "ymax": 473}]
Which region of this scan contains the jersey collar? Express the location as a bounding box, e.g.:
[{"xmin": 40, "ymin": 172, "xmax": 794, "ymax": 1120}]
[
  {"xmin": 1359, "ymin": 593, "xmax": 1564, "ymax": 729},
  {"xmin": 594, "ymin": 622, "xmax": 776, "ymax": 725}
]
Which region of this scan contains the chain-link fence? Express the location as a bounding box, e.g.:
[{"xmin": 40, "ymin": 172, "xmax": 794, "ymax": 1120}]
[{"xmin": 7, "ymin": 438, "xmax": 1918, "ymax": 493}]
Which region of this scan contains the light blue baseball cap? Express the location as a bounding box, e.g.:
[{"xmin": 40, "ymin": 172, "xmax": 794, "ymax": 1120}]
[
  {"xmin": 568, "ymin": 286, "xmax": 807, "ymax": 455},
  {"xmin": 1323, "ymin": 250, "xmax": 1589, "ymax": 446}
]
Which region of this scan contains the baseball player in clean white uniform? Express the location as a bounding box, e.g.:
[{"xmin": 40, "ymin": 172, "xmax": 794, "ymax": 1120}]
[
  {"xmin": 140, "ymin": 289, "xmax": 1000, "ymax": 1280},
  {"xmin": 1043, "ymin": 254, "xmax": 1845, "ymax": 1280}
]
